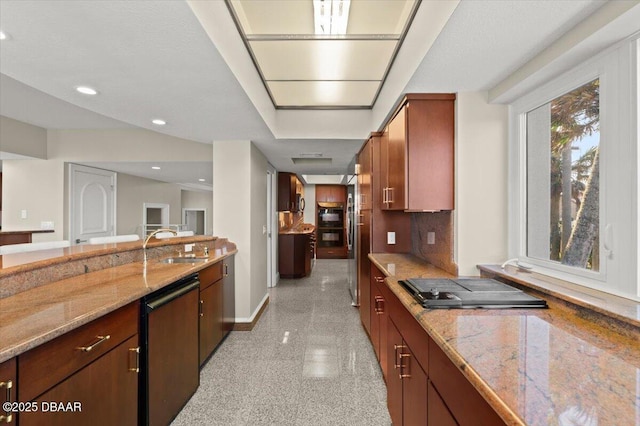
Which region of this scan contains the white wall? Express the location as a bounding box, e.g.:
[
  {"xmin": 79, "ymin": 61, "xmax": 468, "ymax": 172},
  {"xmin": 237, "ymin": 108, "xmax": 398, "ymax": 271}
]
[
  {"xmin": 117, "ymin": 173, "xmax": 183, "ymax": 235},
  {"xmin": 0, "ymin": 116, "xmax": 47, "ymax": 159},
  {"xmin": 181, "ymin": 190, "xmax": 213, "ymax": 235},
  {"xmin": 2, "ymin": 159, "xmax": 64, "ymax": 242},
  {"xmin": 213, "ymin": 140, "xmax": 268, "ymax": 321},
  {"xmin": 455, "ymin": 91, "xmax": 509, "ymax": 275},
  {"xmin": 1, "ymin": 125, "xmax": 212, "ymax": 239}
]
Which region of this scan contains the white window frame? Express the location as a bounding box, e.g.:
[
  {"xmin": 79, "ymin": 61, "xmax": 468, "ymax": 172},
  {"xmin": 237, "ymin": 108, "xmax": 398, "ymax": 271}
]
[{"xmin": 509, "ymin": 36, "xmax": 639, "ymax": 300}]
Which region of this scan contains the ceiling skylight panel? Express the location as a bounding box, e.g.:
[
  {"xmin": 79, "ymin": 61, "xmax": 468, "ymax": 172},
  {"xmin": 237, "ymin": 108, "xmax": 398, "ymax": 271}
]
[{"xmin": 268, "ymin": 81, "xmax": 379, "ymax": 107}]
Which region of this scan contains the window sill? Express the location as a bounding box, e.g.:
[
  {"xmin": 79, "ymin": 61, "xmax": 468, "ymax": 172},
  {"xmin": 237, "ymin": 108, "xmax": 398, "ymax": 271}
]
[{"xmin": 478, "ymin": 264, "xmax": 640, "ymax": 337}]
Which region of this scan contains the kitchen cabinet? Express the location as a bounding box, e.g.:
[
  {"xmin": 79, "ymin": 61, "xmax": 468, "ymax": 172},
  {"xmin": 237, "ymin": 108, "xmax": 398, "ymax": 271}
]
[
  {"xmin": 370, "ymin": 264, "xmax": 388, "ymax": 380},
  {"xmin": 199, "ymin": 262, "xmax": 224, "ymax": 365},
  {"xmin": 279, "ymin": 233, "xmax": 313, "ymax": 278},
  {"xmin": 19, "ymin": 303, "xmax": 139, "ymax": 426},
  {"xmin": 278, "ymin": 172, "xmax": 301, "ymax": 212},
  {"xmin": 380, "ymin": 94, "xmax": 456, "ymax": 212},
  {"xmin": 315, "ymin": 185, "xmax": 346, "ymax": 203},
  {"xmin": 222, "ymin": 255, "xmax": 235, "ymax": 337},
  {"xmin": 358, "ymin": 209, "xmax": 371, "ymax": 334},
  {"xmin": 369, "ymin": 263, "xmax": 505, "ymax": 426},
  {"xmin": 0, "ymin": 357, "xmax": 16, "ymax": 424}
]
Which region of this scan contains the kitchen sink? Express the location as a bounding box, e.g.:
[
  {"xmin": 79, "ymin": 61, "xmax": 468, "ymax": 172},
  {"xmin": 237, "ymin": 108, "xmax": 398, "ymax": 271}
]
[{"xmin": 160, "ymin": 257, "xmax": 209, "ymax": 264}]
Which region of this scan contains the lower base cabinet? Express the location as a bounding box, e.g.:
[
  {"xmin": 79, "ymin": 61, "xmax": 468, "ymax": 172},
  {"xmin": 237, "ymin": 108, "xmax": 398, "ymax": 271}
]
[
  {"xmin": 18, "ymin": 303, "xmax": 140, "ymax": 426},
  {"xmin": 0, "ymin": 358, "xmax": 16, "ymax": 424},
  {"xmin": 370, "ymin": 264, "xmax": 505, "ymax": 426}
]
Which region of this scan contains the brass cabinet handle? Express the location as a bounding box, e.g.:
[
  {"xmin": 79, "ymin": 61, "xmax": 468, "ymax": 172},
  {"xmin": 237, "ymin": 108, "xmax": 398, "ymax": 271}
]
[
  {"xmin": 199, "ymin": 300, "xmax": 204, "ymax": 317},
  {"xmin": 393, "ymin": 344, "xmax": 405, "ymax": 369},
  {"xmin": 0, "ymin": 379, "xmax": 13, "ymax": 423},
  {"xmin": 375, "ymin": 276, "xmax": 385, "ymax": 283},
  {"xmin": 128, "ymin": 347, "xmax": 140, "ymax": 373},
  {"xmin": 388, "ymin": 187, "xmax": 394, "ymax": 204},
  {"xmin": 399, "ymin": 353, "xmax": 411, "ymax": 379},
  {"xmin": 374, "ymin": 296, "xmax": 384, "ymax": 314},
  {"xmin": 223, "ymin": 263, "xmax": 229, "ymax": 276},
  {"xmin": 76, "ymin": 335, "xmax": 110, "ymax": 352}
]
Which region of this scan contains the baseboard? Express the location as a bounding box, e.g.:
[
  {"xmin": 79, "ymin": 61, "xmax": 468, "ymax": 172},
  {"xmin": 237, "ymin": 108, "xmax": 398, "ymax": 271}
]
[{"xmin": 232, "ymin": 293, "xmax": 269, "ymax": 331}]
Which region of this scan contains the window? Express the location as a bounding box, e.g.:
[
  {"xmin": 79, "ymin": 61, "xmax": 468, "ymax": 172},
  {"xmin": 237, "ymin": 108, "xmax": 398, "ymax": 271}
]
[
  {"xmin": 510, "ymin": 36, "xmax": 639, "ymax": 300},
  {"xmin": 526, "ymin": 79, "xmax": 600, "ymax": 271}
]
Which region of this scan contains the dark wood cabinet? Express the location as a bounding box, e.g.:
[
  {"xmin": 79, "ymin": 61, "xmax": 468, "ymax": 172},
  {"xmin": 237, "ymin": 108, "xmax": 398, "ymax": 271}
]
[
  {"xmin": 0, "ymin": 357, "xmax": 16, "ymax": 424},
  {"xmin": 21, "ymin": 336, "xmax": 139, "ymax": 426},
  {"xmin": 278, "ymin": 172, "xmax": 300, "ymax": 212},
  {"xmin": 18, "ymin": 303, "xmax": 139, "ymax": 426},
  {"xmin": 369, "ymin": 263, "xmax": 504, "ymax": 426},
  {"xmin": 199, "ymin": 262, "xmax": 224, "ymax": 365},
  {"xmin": 380, "ymin": 94, "xmax": 456, "ymax": 212},
  {"xmin": 316, "ymin": 184, "xmax": 346, "ymax": 203},
  {"xmin": 279, "ymin": 233, "xmax": 313, "ymax": 278},
  {"xmin": 358, "ymin": 209, "xmax": 371, "ymax": 334},
  {"xmin": 222, "ymin": 255, "xmax": 235, "ymax": 337}
]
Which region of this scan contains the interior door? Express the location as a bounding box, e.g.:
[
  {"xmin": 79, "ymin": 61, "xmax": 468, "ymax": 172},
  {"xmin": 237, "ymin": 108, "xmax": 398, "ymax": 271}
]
[{"xmin": 69, "ymin": 164, "xmax": 116, "ymax": 245}]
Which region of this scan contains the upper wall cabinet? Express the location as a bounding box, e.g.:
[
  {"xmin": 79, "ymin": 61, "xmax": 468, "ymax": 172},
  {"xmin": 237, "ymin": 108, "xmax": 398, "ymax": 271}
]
[
  {"xmin": 277, "ymin": 172, "xmax": 300, "ymax": 212},
  {"xmin": 380, "ymin": 94, "xmax": 455, "ymax": 212}
]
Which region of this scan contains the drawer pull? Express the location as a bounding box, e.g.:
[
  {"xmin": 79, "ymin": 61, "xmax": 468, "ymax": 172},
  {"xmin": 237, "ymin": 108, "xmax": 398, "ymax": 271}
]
[
  {"xmin": 399, "ymin": 353, "xmax": 411, "ymax": 379},
  {"xmin": 128, "ymin": 347, "xmax": 140, "ymax": 373},
  {"xmin": 77, "ymin": 334, "xmax": 111, "ymax": 352},
  {"xmin": 1, "ymin": 379, "xmax": 13, "ymax": 423},
  {"xmin": 200, "ymin": 300, "xmax": 204, "ymax": 317}
]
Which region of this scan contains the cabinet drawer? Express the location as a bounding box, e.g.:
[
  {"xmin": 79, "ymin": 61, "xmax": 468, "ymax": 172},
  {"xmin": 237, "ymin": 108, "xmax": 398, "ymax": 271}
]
[
  {"xmin": 428, "ymin": 338, "xmax": 505, "ymax": 426},
  {"xmin": 199, "ymin": 261, "xmax": 223, "ymax": 290},
  {"xmin": 19, "ymin": 302, "xmax": 139, "ymax": 402}
]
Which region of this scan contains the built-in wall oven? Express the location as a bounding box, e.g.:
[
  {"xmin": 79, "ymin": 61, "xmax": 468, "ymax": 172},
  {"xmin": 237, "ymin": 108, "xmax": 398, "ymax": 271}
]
[
  {"xmin": 317, "ymin": 202, "xmax": 344, "ymax": 228},
  {"xmin": 317, "ymin": 228, "xmax": 345, "ymax": 248}
]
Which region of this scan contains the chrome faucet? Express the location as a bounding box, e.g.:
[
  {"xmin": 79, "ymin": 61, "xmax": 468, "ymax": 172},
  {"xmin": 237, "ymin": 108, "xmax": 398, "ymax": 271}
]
[{"xmin": 143, "ymin": 228, "xmax": 177, "ymax": 263}]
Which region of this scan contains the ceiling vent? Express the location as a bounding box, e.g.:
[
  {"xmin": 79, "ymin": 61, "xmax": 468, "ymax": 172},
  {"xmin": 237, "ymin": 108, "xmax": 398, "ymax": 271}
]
[{"xmin": 291, "ymin": 157, "xmax": 333, "ymax": 165}]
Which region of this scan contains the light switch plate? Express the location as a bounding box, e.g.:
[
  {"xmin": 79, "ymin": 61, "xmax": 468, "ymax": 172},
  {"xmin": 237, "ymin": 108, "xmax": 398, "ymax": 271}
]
[{"xmin": 387, "ymin": 232, "xmax": 396, "ymax": 245}]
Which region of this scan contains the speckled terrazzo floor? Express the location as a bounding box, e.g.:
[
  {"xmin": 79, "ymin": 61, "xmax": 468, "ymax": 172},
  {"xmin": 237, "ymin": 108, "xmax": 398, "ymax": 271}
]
[{"xmin": 172, "ymin": 259, "xmax": 392, "ymax": 426}]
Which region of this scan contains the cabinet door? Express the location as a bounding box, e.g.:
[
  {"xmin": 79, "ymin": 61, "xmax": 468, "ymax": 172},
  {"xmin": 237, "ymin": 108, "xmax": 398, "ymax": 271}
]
[
  {"xmin": 358, "ymin": 141, "xmax": 372, "ymax": 210},
  {"xmin": 370, "ymin": 278, "xmax": 380, "ymax": 361},
  {"xmin": 222, "ymin": 256, "xmax": 235, "ymax": 337},
  {"xmin": 371, "ymin": 269, "xmax": 388, "ymax": 380},
  {"xmin": 315, "ymin": 185, "xmax": 331, "ymax": 202},
  {"xmin": 379, "ymin": 126, "xmax": 390, "ymax": 209},
  {"xmin": 200, "ymin": 280, "xmax": 223, "ymax": 365},
  {"xmin": 277, "ymin": 172, "xmax": 296, "ymax": 211},
  {"xmin": 20, "ymin": 336, "xmax": 139, "ymax": 426},
  {"xmin": 428, "ymin": 381, "xmax": 458, "ymax": 426},
  {"xmin": 358, "ymin": 210, "xmax": 371, "ymax": 335},
  {"xmin": 386, "ymin": 319, "xmax": 403, "ymax": 426},
  {"xmin": 0, "ymin": 357, "xmax": 16, "ymax": 424},
  {"xmin": 401, "ymin": 343, "xmax": 428, "ymax": 426},
  {"xmin": 386, "ymin": 105, "xmax": 407, "ymax": 210}
]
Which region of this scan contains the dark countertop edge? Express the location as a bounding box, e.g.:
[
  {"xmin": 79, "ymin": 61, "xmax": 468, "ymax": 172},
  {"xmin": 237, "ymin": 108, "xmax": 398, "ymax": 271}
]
[
  {"xmin": 478, "ymin": 264, "xmax": 640, "ymax": 330},
  {"xmin": 0, "ymin": 235, "xmax": 219, "ymax": 277},
  {"xmin": 368, "ymin": 253, "xmax": 524, "ymax": 426},
  {"xmin": 0, "ymin": 248, "xmax": 237, "ymax": 364},
  {"xmin": 0, "ymin": 230, "xmax": 55, "ymax": 235}
]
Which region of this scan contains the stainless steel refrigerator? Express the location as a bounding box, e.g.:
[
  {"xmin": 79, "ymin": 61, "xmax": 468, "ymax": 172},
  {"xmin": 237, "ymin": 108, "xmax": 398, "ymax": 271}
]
[{"xmin": 347, "ymin": 179, "xmax": 358, "ymax": 306}]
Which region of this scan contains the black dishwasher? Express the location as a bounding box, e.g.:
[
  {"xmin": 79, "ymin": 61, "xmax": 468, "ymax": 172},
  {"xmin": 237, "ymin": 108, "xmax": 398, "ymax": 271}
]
[{"xmin": 140, "ymin": 274, "xmax": 200, "ymax": 426}]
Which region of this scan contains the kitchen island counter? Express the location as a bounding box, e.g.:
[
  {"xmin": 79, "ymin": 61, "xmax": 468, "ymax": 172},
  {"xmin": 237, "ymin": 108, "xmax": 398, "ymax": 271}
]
[
  {"xmin": 369, "ymin": 253, "xmax": 640, "ymax": 426},
  {"xmin": 0, "ymin": 237, "xmax": 236, "ymax": 363}
]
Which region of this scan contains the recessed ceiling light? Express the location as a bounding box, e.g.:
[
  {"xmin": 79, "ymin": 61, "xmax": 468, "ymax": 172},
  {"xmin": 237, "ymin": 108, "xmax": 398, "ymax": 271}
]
[
  {"xmin": 198, "ymin": 178, "xmax": 206, "ymax": 182},
  {"xmin": 151, "ymin": 166, "xmax": 161, "ymax": 170},
  {"xmin": 76, "ymin": 86, "xmax": 98, "ymax": 95},
  {"xmin": 0, "ymin": 31, "xmax": 8, "ymax": 41},
  {"xmin": 151, "ymin": 119, "xmax": 166, "ymax": 126}
]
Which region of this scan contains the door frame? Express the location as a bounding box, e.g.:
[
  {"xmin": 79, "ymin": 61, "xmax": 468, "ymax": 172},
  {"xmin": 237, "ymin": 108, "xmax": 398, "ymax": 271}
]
[
  {"xmin": 182, "ymin": 208, "xmax": 207, "ymax": 235},
  {"xmin": 68, "ymin": 163, "xmax": 117, "ymax": 245},
  {"xmin": 267, "ymin": 164, "xmax": 278, "ymax": 287},
  {"xmin": 143, "ymin": 202, "xmax": 170, "ymax": 235}
]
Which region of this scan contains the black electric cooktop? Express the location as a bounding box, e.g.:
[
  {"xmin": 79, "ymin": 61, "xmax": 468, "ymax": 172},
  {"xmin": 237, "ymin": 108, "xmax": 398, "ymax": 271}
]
[{"xmin": 399, "ymin": 278, "xmax": 547, "ymax": 309}]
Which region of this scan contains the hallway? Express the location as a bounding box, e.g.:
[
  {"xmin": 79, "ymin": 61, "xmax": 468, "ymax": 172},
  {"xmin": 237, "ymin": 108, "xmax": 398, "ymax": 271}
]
[{"xmin": 172, "ymin": 259, "xmax": 392, "ymax": 425}]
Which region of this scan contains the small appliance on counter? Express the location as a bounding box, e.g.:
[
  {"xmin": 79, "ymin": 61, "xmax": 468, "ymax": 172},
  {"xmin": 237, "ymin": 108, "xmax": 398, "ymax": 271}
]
[{"xmin": 400, "ymin": 278, "xmax": 547, "ymax": 309}]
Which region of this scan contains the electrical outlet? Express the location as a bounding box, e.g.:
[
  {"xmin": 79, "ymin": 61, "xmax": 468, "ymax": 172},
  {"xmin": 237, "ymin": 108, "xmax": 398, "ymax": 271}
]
[
  {"xmin": 427, "ymin": 232, "xmax": 435, "ymax": 245},
  {"xmin": 40, "ymin": 221, "xmax": 54, "ymax": 230},
  {"xmin": 185, "ymin": 243, "xmax": 194, "ymax": 252},
  {"xmin": 21, "ymin": 209, "xmax": 28, "ymax": 219},
  {"xmin": 387, "ymin": 232, "xmax": 396, "ymax": 245}
]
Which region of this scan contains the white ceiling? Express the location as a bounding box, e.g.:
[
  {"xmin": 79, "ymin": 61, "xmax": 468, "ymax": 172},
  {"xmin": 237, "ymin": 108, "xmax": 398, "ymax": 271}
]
[{"xmin": 0, "ymin": 0, "xmax": 635, "ymax": 186}]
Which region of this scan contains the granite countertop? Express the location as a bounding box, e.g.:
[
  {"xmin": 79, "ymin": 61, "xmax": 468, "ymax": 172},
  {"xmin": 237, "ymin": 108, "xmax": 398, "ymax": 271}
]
[
  {"xmin": 0, "ymin": 241, "xmax": 236, "ymax": 363},
  {"xmin": 279, "ymin": 225, "xmax": 315, "ymax": 235},
  {"xmin": 369, "ymin": 253, "xmax": 640, "ymax": 426}
]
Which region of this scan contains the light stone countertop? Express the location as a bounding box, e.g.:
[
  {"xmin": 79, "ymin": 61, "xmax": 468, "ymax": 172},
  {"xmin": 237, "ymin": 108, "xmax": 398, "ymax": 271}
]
[
  {"xmin": 369, "ymin": 253, "xmax": 640, "ymax": 426},
  {"xmin": 0, "ymin": 239, "xmax": 236, "ymax": 363}
]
